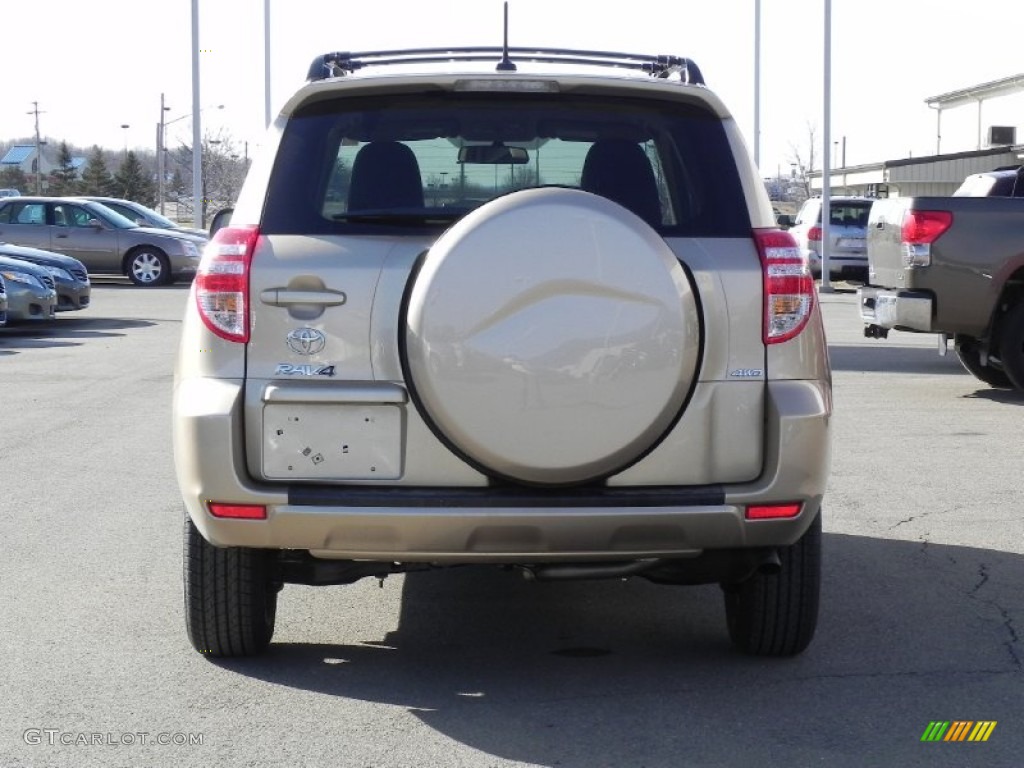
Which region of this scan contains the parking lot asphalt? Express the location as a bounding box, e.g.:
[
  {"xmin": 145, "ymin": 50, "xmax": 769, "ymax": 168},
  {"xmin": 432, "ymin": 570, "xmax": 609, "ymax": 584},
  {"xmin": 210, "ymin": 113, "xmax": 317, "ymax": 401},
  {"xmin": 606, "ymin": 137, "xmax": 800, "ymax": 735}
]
[{"xmin": 0, "ymin": 284, "xmax": 1021, "ymax": 768}]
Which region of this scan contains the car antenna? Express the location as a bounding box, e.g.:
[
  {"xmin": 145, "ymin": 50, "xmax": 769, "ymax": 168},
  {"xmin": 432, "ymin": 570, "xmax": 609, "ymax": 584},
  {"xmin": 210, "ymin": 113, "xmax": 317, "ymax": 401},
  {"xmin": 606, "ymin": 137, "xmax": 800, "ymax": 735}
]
[{"xmin": 495, "ymin": 1, "xmax": 517, "ymax": 72}]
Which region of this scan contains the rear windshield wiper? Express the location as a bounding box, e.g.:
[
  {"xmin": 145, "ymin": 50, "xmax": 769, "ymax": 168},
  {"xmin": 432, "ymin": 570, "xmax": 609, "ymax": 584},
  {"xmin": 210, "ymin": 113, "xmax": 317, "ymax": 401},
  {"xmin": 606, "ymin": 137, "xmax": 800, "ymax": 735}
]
[{"xmin": 330, "ymin": 211, "xmax": 460, "ymax": 225}]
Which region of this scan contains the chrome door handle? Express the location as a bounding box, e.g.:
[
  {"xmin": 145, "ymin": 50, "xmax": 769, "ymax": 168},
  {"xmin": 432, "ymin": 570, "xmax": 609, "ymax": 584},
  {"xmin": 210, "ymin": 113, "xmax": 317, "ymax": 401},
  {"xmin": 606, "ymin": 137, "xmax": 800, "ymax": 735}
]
[{"xmin": 259, "ymin": 288, "xmax": 347, "ymax": 307}]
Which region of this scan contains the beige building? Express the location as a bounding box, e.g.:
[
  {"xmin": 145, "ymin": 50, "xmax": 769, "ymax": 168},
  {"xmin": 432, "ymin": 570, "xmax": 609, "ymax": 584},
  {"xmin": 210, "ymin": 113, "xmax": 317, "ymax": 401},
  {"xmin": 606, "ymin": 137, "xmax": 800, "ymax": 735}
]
[{"xmin": 810, "ymin": 73, "xmax": 1024, "ymax": 198}]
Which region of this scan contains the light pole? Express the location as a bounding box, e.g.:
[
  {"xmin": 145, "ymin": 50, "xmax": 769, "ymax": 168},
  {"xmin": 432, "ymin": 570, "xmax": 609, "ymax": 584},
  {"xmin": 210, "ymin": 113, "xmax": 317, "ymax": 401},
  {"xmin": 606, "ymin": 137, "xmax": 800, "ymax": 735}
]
[
  {"xmin": 820, "ymin": 0, "xmax": 833, "ymax": 293},
  {"xmin": 121, "ymin": 124, "xmax": 130, "ymax": 160},
  {"xmin": 264, "ymin": 0, "xmax": 272, "ymax": 128},
  {"xmin": 753, "ymin": 0, "xmax": 761, "ymax": 168},
  {"xmin": 191, "ymin": 0, "xmax": 202, "ymax": 229}
]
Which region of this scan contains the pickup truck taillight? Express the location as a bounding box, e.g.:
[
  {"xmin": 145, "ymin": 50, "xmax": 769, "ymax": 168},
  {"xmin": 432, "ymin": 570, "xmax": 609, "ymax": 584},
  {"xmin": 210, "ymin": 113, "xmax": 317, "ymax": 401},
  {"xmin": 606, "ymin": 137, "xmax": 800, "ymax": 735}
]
[
  {"xmin": 195, "ymin": 225, "xmax": 260, "ymax": 343},
  {"xmin": 900, "ymin": 210, "xmax": 952, "ymax": 268},
  {"xmin": 755, "ymin": 229, "xmax": 814, "ymax": 345}
]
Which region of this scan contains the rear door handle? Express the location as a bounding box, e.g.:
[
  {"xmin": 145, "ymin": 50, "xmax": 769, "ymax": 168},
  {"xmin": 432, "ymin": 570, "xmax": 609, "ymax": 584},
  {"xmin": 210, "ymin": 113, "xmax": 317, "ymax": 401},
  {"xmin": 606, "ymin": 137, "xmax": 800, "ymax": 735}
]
[{"xmin": 259, "ymin": 288, "xmax": 347, "ymax": 307}]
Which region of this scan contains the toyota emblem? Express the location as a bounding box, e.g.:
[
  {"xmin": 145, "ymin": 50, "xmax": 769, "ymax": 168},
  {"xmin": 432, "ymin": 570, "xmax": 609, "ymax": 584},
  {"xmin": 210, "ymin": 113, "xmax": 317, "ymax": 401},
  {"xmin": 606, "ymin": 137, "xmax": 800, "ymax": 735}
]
[{"xmin": 286, "ymin": 327, "xmax": 327, "ymax": 355}]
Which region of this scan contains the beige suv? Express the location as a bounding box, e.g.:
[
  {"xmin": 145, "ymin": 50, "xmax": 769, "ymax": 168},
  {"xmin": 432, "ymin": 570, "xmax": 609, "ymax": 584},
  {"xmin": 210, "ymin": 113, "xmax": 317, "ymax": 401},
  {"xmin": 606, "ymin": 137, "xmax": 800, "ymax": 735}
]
[{"xmin": 174, "ymin": 46, "xmax": 831, "ymax": 658}]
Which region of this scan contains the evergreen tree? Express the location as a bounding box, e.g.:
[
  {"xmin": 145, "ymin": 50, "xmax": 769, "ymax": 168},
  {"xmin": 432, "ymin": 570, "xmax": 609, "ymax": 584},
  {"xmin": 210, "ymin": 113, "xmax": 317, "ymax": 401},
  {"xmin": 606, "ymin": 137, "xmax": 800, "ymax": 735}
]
[
  {"xmin": 80, "ymin": 146, "xmax": 116, "ymax": 196},
  {"xmin": 113, "ymin": 151, "xmax": 156, "ymax": 206},
  {"xmin": 0, "ymin": 165, "xmax": 29, "ymax": 192},
  {"xmin": 47, "ymin": 141, "xmax": 80, "ymax": 196}
]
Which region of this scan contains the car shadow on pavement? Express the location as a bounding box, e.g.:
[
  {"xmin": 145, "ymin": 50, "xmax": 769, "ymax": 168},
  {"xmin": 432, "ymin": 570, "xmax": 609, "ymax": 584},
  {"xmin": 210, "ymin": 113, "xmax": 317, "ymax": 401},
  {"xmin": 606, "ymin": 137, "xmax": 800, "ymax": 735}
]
[
  {"xmin": 828, "ymin": 343, "xmax": 968, "ymax": 376},
  {"xmin": 962, "ymin": 387, "xmax": 1024, "ymax": 404},
  {"xmin": 0, "ymin": 317, "xmax": 155, "ymax": 349},
  {"xmin": 219, "ymin": 534, "xmax": 1022, "ymax": 767}
]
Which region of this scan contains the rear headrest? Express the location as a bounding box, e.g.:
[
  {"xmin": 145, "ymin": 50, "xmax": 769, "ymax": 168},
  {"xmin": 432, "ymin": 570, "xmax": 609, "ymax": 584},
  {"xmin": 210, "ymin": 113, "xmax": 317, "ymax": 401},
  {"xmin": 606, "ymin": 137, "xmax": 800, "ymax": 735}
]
[
  {"xmin": 347, "ymin": 141, "xmax": 424, "ymax": 211},
  {"xmin": 581, "ymin": 139, "xmax": 663, "ymax": 226}
]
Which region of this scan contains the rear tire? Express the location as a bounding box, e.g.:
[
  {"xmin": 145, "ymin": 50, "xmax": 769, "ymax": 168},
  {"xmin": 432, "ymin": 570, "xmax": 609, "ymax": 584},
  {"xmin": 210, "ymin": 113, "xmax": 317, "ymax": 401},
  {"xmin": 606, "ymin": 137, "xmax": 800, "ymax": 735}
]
[
  {"xmin": 955, "ymin": 336, "xmax": 1012, "ymax": 389},
  {"xmin": 183, "ymin": 516, "xmax": 278, "ymax": 658},
  {"xmin": 723, "ymin": 513, "xmax": 821, "ymax": 656},
  {"xmin": 127, "ymin": 248, "xmax": 171, "ymax": 286},
  {"xmin": 997, "ymin": 301, "xmax": 1024, "ymax": 391}
]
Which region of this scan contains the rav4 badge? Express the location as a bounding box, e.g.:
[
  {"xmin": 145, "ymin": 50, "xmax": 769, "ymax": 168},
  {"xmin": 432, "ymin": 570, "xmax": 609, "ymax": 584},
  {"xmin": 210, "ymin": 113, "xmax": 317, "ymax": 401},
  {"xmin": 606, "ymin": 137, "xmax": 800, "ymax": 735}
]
[{"xmin": 275, "ymin": 363, "xmax": 336, "ymax": 377}]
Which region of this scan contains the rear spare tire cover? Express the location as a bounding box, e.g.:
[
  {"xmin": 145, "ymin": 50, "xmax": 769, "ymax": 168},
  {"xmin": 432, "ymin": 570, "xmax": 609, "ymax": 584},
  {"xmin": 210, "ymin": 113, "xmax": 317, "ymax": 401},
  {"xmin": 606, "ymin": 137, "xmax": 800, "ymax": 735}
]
[{"xmin": 403, "ymin": 188, "xmax": 701, "ymax": 485}]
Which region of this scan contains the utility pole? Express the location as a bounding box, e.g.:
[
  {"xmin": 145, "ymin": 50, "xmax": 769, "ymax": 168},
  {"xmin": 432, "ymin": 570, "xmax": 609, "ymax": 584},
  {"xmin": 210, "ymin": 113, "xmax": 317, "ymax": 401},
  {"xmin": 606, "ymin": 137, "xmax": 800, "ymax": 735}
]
[
  {"xmin": 27, "ymin": 101, "xmax": 45, "ymax": 194},
  {"xmin": 158, "ymin": 92, "xmax": 168, "ymax": 214}
]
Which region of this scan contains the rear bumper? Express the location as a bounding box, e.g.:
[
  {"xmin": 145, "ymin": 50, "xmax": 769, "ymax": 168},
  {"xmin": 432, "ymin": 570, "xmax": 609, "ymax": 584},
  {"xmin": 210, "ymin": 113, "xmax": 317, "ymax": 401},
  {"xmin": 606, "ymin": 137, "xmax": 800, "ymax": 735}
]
[
  {"xmin": 858, "ymin": 286, "xmax": 933, "ymax": 332},
  {"xmin": 805, "ymin": 249, "xmax": 867, "ymax": 280},
  {"xmin": 174, "ymin": 377, "xmax": 830, "ymax": 562}
]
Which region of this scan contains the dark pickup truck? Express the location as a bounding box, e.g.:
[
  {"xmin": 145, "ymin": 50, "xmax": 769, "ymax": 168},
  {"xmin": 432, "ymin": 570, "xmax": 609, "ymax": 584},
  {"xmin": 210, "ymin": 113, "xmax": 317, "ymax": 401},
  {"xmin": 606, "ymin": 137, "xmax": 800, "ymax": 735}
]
[{"xmin": 858, "ymin": 195, "xmax": 1024, "ymax": 390}]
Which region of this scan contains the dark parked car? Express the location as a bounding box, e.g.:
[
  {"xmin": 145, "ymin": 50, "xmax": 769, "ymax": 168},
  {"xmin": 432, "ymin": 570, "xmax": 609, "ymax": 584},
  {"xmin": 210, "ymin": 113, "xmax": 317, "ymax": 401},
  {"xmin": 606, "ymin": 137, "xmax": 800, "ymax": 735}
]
[
  {"xmin": 0, "ymin": 275, "xmax": 8, "ymax": 326},
  {"xmin": 0, "ymin": 242, "xmax": 90, "ymax": 311},
  {"xmin": 0, "ymin": 254, "xmax": 57, "ymax": 321},
  {"xmin": 0, "ymin": 197, "xmax": 206, "ymax": 286}
]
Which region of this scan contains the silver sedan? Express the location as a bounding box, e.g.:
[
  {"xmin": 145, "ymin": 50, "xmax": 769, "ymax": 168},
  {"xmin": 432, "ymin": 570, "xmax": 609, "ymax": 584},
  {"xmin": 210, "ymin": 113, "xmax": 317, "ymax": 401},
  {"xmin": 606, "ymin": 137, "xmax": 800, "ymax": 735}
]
[{"xmin": 0, "ymin": 197, "xmax": 206, "ymax": 286}]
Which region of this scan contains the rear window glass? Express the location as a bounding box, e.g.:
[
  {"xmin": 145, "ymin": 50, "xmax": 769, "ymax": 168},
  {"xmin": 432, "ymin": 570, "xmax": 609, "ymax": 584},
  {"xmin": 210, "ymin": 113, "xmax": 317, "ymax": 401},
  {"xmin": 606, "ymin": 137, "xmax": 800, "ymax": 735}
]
[
  {"xmin": 262, "ymin": 92, "xmax": 750, "ymax": 237},
  {"xmin": 953, "ymin": 172, "xmax": 1020, "ymax": 197},
  {"xmin": 827, "ymin": 202, "xmax": 870, "ymax": 227}
]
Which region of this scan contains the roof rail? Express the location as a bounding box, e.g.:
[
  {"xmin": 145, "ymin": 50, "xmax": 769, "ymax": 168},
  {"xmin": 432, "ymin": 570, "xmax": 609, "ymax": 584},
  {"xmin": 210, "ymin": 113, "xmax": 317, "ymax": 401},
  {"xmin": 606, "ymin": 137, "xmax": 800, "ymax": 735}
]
[{"xmin": 306, "ymin": 47, "xmax": 705, "ymax": 86}]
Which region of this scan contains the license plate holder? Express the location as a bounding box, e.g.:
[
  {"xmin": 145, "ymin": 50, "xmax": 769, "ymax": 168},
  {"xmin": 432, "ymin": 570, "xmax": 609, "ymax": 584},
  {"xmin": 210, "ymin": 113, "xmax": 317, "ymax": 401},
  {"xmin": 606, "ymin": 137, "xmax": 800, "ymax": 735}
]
[{"xmin": 262, "ymin": 403, "xmax": 402, "ymax": 480}]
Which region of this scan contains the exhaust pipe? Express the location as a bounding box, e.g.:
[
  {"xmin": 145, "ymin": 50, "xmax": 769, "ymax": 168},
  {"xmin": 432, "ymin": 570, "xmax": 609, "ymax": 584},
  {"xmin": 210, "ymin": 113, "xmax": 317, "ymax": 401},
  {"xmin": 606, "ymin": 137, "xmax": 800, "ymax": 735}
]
[{"xmin": 756, "ymin": 549, "xmax": 782, "ymax": 576}]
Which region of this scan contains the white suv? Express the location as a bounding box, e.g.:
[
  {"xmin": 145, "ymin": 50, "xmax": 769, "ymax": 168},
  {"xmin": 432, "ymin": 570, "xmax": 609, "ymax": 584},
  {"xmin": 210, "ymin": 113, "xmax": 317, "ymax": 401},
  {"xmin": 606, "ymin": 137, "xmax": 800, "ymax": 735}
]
[
  {"xmin": 789, "ymin": 196, "xmax": 872, "ymax": 282},
  {"xmin": 174, "ymin": 45, "xmax": 831, "ymax": 658}
]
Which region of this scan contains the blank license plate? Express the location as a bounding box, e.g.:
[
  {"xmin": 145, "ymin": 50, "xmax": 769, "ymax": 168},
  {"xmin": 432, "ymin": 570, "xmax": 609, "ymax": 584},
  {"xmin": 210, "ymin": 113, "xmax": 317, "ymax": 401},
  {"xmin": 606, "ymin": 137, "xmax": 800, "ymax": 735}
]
[{"xmin": 262, "ymin": 403, "xmax": 402, "ymax": 480}]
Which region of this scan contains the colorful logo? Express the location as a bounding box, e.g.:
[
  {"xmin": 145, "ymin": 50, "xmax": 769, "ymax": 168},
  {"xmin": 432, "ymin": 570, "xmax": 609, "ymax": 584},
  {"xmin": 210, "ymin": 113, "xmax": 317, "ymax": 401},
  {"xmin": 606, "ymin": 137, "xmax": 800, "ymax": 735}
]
[{"xmin": 921, "ymin": 721, "xmax": 996, "ymax": 742}]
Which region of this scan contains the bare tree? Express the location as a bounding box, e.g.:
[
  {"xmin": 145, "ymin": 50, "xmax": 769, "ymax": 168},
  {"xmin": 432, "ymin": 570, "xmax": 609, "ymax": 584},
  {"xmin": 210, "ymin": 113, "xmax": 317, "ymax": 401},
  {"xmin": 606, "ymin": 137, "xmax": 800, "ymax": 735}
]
[
  {"xmin": 171, "ymin": 128, "xmax": 249, "ymax": 224},
  {"xmin": 788, "ymin": 122, "xmax": 818, "ymax": 202}
]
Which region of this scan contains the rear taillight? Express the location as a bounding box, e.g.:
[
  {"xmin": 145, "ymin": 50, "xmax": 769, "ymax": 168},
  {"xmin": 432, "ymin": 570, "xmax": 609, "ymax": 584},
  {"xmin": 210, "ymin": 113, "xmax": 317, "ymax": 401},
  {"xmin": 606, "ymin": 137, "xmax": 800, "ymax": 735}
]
[
  {"xmin": 807, "ymin": 225, "xmax": 822, "ymax": 242},
  {"xmin": 755, "ymin": 229, "xmax": 815, "ymax": 345},
  {"xmin": 195, "ymin": 225, "xmax": 260, "ymax": 343},
  {"xmin": 900, "ymin": 210, "xmax": 952, "ymax": 268}
]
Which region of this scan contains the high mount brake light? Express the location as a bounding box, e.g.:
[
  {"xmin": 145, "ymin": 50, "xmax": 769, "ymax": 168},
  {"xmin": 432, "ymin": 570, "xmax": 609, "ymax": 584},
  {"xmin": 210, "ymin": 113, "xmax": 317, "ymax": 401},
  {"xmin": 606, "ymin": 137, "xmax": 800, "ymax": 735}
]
[
  {"xmin": 195, "ymin": 226, "xmax": 260, "ymax": 343},
  {"xmin": 755, "ymin": 229, "xmax": 814, "ymax": 345}
]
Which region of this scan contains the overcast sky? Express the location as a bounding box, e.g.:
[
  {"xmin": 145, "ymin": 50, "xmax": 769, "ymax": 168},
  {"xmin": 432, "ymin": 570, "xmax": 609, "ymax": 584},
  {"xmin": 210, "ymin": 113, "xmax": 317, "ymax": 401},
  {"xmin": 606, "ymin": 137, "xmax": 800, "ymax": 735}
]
[{"xmin": 2, "ymin": 0, "xmax": 1022, "ymax": 175}]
